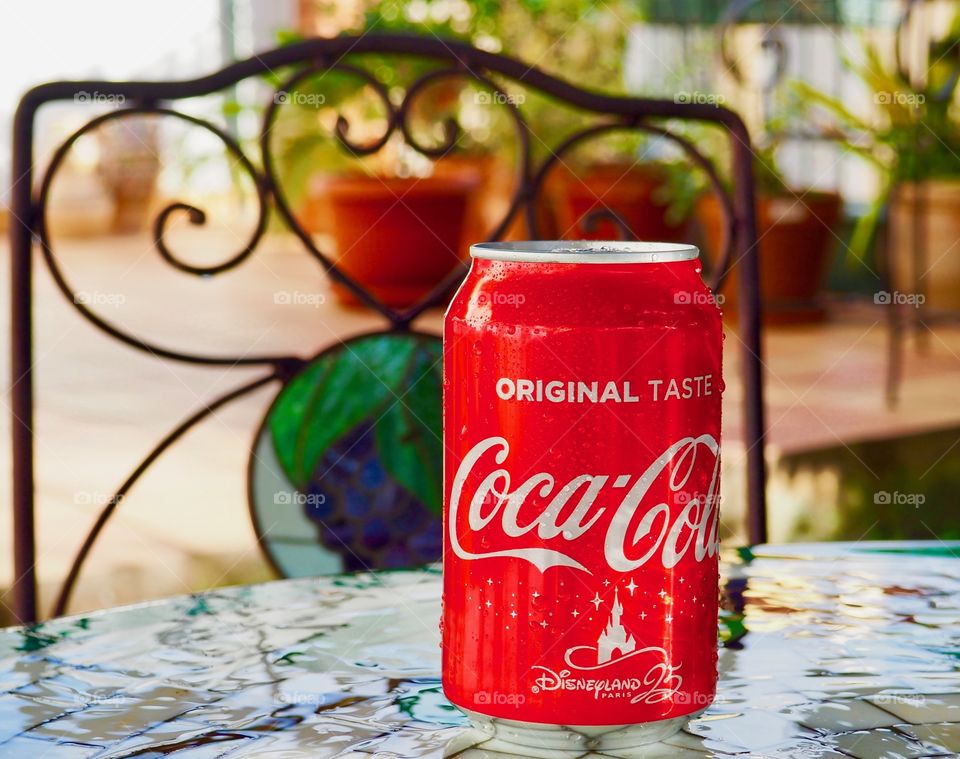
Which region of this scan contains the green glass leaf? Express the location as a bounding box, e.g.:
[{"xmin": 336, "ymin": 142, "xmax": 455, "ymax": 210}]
[
  {"xmin": 718, "ymin": 611, "xmax": 748, "ymax": 645},
  {"xmin": 268, "ymin": 335, "xmax": 419, "ymax": 487},
  {"xmin": 374, "ymin": 340, "xmax": 443, "ymax": 514},
  {"xmin": 269, "ymin": 358, "xmax": 332, "ymax": 486}
]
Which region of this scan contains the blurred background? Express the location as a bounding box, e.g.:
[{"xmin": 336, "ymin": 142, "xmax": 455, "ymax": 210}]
[{"xmin": 2, "ymin": 0, "xmax": 960, "ymax": 621}]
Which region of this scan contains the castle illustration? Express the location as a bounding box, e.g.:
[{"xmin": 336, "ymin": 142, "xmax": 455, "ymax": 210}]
[{"xmin": 597, "ymin": 589, "xmax": 636, "ymax": 664}]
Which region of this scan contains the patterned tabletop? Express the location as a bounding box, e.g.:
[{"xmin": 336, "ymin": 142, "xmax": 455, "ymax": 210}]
[{"xmin": 1, "ymin": 542, "xmax": 959, "ymax": 759}]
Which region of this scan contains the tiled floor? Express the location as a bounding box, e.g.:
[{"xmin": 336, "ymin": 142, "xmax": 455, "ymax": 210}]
[{"xmin": 2, "ymin": 228, "xmax": 960, "ymax": 619}]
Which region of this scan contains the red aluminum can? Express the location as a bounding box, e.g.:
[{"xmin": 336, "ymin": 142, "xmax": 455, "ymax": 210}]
[{"xmin": 442, "ymin": 241, "xmax": 723, "ymax": 753}]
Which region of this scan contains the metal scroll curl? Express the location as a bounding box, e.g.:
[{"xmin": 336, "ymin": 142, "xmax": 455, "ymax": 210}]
[
  {"xmin": 36, "ymin": 106, "xmax": 282, "ymax": 366},
  {"xmin": 261, "ymin": 62, "xmax": 404, "ymax": 323},
  {"xmin": 260, "ymin": 61, "xmax": 535, "ymax": 326},
  {"xmin": 393, "ymin": 67, "xmax": 536, "ymax": 322},
  {"xmin": 35, "ymin": 108, "xmax": 300, "ymax": 615}
]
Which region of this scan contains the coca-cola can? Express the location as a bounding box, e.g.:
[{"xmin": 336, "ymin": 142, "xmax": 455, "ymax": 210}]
[{"xmin": 442, "ymin": 241, "xmax": 723, "ymax": 754}]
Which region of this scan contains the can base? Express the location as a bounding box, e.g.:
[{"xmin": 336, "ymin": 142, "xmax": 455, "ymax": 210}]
[{"xmin": 458, "ymin": 708, "xmax": 700, "ymax": 757}]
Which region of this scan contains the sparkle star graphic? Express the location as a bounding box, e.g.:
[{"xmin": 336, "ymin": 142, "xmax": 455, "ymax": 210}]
[
  {"xmin": 590, "ymin": 593, "xmax": 602, "ymax": 610},
  {"xmin": 625, "ymin": 578, "xmax": 638, "ymax": 596},
  {"xmin": 572, "ymin": 609, "xmax": 581, "ymax": 618},
  {"xmin": 510, "ymin": 610, "xmax": 517, "ymax": 619},
  {"xmin": 665, "ymin": 614, "xmax": 673, "ymax": 623},
  {"xmin": 602, "ymin": 579, "xmax": 611, "ymax": 587},
  {"xmin": 485, "ymin": 600, "xmax": 492, "ymax": 608},
  {"xmin": 639, "ymin": 611, "xmax": 647, "ymax": 620},
  {"xmin": 658, "ymin": 589, "xmax": 667, "ymax": 599},
  {"xmin": 539, "ymin": 620, "xmax": 548, "ymax": 629},
  {"xmin": 532, "ymin": 591, "xmax": 540, "ymax": 599},
  {"xmin": 486, "ymin": 578, "xmax": 493, "ymax": 585}
]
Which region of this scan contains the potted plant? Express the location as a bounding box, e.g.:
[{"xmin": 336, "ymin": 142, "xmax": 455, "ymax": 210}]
[
  {"xmin": 268, "ymin": 11, "xmax": 485, "ymax": 308},
  {"xmin": 270, "ymin": 102, "xmax": 483, "ymax": 307},
  {"xmin": 481, "ymin": 0, "xmax": 700, "ymax": 241},
  {"xmin": 313, "ymin": 149, "xmax": 480, "ymax": 307},
  {"xmin": 551, "ymin": 154, "xmax": 698, "ymax": 242},
  {"xmin": 697, "ymin": 142, "xmax": 843, "ymax": 324},
  {"xmin": 275, "ymin": 0, "xmax": 706, "ymax": 303},
  {"xmin": 96, "ymin": 117, "xmax": 161, "ymax": 234},
  {"xmin": 792, "ymin": 13, "xmax": 960, "ymax": 309}
]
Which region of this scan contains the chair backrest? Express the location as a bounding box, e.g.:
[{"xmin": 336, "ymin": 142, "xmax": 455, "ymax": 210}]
[{"xmin": 9, "ymin": 34, "xmax": 766, "ymax": 624}]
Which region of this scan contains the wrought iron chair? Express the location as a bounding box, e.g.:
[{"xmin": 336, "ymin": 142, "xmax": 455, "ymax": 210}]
[{"xmin": 9, "ymin": 34, "xmax": 765, "ymax": 624}]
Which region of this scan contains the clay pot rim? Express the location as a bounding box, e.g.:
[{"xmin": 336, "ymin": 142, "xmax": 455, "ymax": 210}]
[
  {"xmin": 757, "ymin": 189, "xmax": 843, "ymax": 202},
  {"xmin": 313, "ymin": 171, "xmax": 481, "ymax": 198},
  {"xmin": 697, "ymin": 188, "xmax": 844, "ymax": 209},
  {"xmin": 553, "ymin": 160, "xmax": 670, "ymax": 184}
]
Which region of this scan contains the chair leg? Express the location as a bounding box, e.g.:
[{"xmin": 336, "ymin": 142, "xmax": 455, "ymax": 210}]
[
  {"xmin": 11, "ymin": 99, "xmax": 39, "ymax": 625},
  {"xmin": 885, "ymin": 302, "xmax": 903, "ymax": 410}
]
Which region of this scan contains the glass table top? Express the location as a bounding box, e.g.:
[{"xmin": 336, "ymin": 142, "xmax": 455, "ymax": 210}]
[{"xmin": 0, "ymin": 541, "xmax": 958, "ymax": 758}]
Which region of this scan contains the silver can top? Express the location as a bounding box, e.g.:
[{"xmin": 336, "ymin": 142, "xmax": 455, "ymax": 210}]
[{"xmin": 469, "ymin": 240, "xmax": 699, "ymax": 264}]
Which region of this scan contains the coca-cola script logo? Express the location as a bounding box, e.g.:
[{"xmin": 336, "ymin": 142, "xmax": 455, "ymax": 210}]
[{"xmin": 448, "ymin": 434, "xmax": 720, "ymax": 575}]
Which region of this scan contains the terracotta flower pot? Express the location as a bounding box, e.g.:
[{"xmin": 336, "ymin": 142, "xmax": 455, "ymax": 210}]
[
  {"xmin": 889, "ymin": 180, "xmax": 960, "ymax": 310},
  {"xmin": 298, "ymin": 189, "xmax": 334, "ymax": 237},
  {"xmin": 96, "ymin": 119, "xmax": 161, "ymax": 235},
  {"xmin": 437, "ymin": 154, "xmax": 559, "ymax": 246},
  {"xmin": 552, "ymin": 163, "xmax": 691, "ymax": 242},
  {"xmin": 698, "ymin": 191, "xmax": 843, "ymax": 324},
  {"xmin": 317, "ymin": 171, "xmax": 480, "ymax": 308}
]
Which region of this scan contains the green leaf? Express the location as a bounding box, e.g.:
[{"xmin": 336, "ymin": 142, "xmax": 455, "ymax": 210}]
[
  {"xmin": 268, "ymin": 335, "xmax": 418, "ymax": 487},
  {"xmin": 789, "ymin": 79, "xmax": 874, "ymax": 138},
  {"xmin": 374, "ymin": 340, "xmax": 443, "ymax": 514},
  {"xmin": 268, "ymin": 357, "xmax": 332, "ymax": 485}
]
